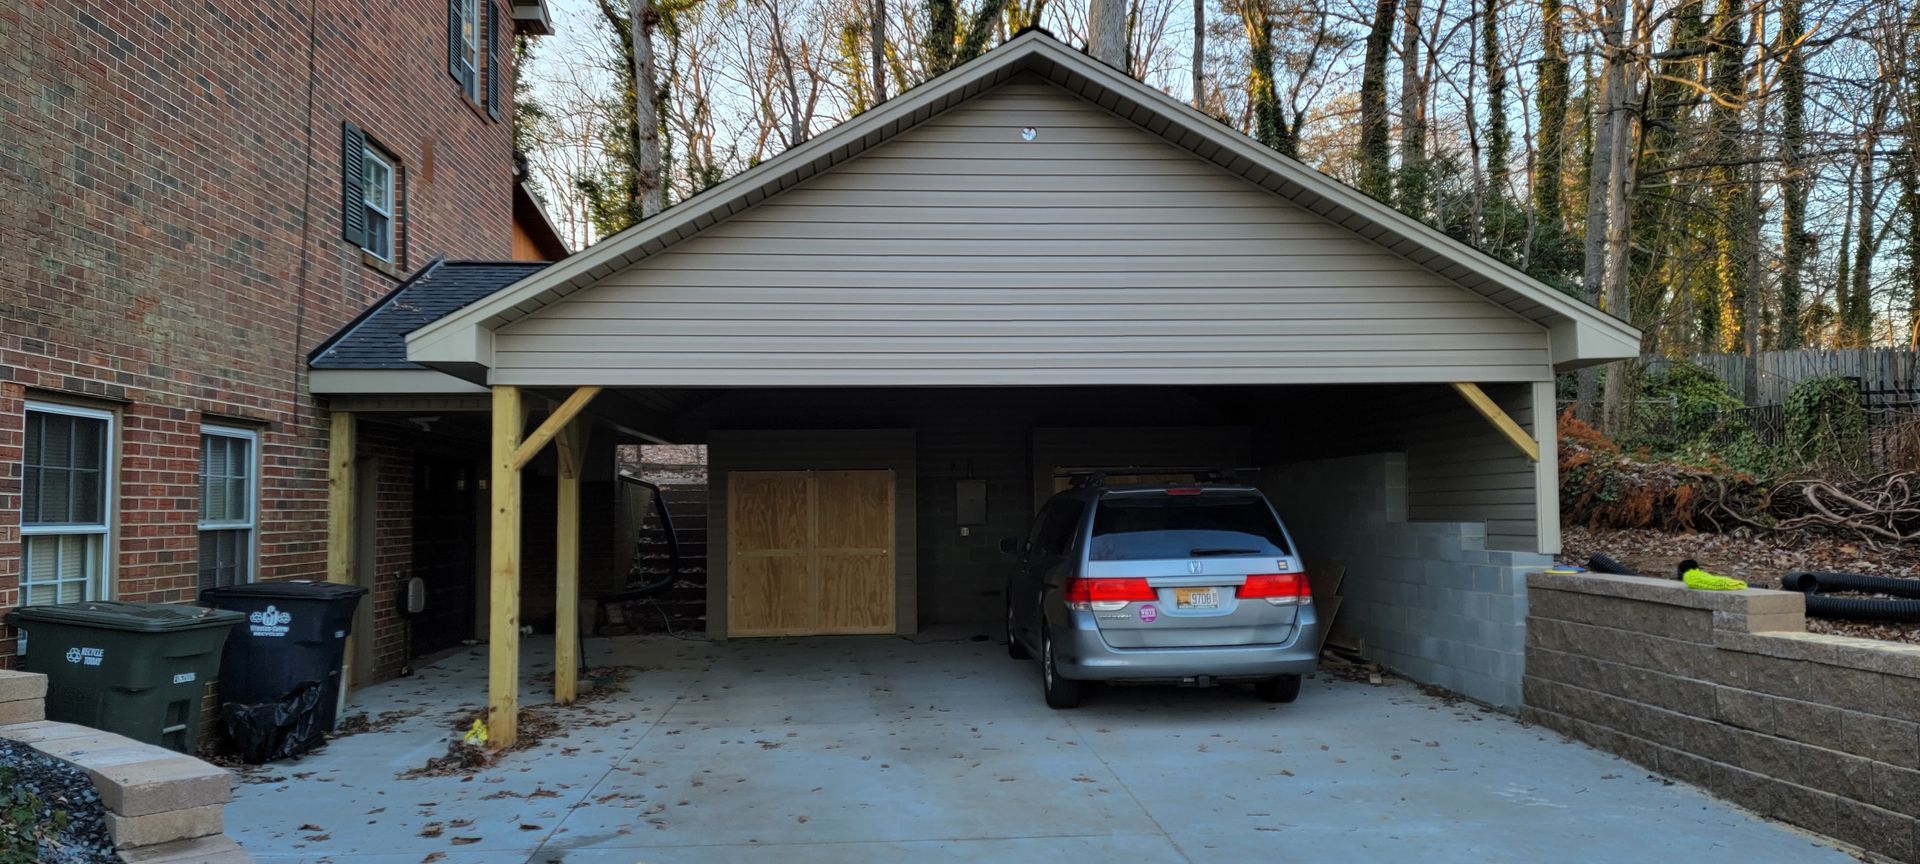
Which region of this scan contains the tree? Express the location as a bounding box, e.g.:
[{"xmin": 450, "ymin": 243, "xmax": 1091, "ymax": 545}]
[
  {"xmin": 872, "ymin": 0, "xmax": 889, "ymax": 104},
  {"xmin": 1533, "ymin": 0, "xmax": 1570, "ymax": 232},
  {"xmin": 1241, "ymin": 0, "xmax": 1294, "ymax": 155},
  {"xmin": 1480, "ymin": 0, "xmax": 1508, "ymax": 199},
  {"xmin": 1777, "ymin": 0, "xmax": 1809, "ymax": 348},
  {"xmin": 1191, "ymin": 0, "xmax": 1206, "ymax": 109},
  {"xmin": 1703, "ymin": 0, "xmax": 1749, "ymax": 354},
  {"xmin": 1397, "ymin": 0, "xmax": 1427, "ymax": 217},
  {"xmin": 1359, "ymin": 0, "xmax": 1399, "ymax": 202},
  {"xmin": 1089, "ymin": 0, "xmax": 1127, "ymax": 68}
]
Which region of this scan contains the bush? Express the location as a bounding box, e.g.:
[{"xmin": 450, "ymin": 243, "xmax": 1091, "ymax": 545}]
[
  {"xmin": 1635, "ymin": 361, "xmax": 1743, "ymax": 447},
  {"xmin": 1785, "ymin": 376, "xmax": 1868, "ymax": 469}
]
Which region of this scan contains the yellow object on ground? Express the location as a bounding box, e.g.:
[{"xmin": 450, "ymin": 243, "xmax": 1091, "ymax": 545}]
[
  {"xmin": 1683, "ymin": 568, "xmax": 1746, "ymax": 591},
  {"xmin": 463, "ymin": 718, "xmax": 489, "ymax": 746}
]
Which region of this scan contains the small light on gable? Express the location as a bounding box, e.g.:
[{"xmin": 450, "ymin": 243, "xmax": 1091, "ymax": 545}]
[{"xmin": 1020, "ymin": 127, "xmax": 1038, "ymax": 141}]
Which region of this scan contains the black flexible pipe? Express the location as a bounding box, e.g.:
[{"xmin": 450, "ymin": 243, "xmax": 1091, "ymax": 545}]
[
  {"xmin": 1801, "ymin": 594, "xmax": 1920, "ymax": 622},
  {"xmin": 1782, "ymin": 570, "xmax": 1920, "ymax": 599},
  {"xmin": 1587, "ymin": 554, "xmax": 1640, "ymax": 577}
]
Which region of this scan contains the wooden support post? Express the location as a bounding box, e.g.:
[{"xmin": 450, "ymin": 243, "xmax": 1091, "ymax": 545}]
[
  {"xmin": 1449, "ymin": 382, "xmax": 1542, "ymax": 463},
  {"xmin": 512, "ymin": 386, "xmax": 602, "ymax": 471},
  {"xmin": 553, "ymin": 419, "xmax": 586, "ymax": 704},
  {"xmin": 488, "ymin": 385, "xmax": 524, "ymax": 749},
  {"xmin": 325, "ymin": 411, "xmax": 357, "ymax": 694}
]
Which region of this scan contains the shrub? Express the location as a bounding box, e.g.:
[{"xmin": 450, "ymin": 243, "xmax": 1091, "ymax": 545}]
[
  {"xmin": 1785, "ymin": 376, "xmax": 1868, "ymax": 469},
  {"xmin": 1635, "ymin": 361, "xmax": 1743, "ymax": 446}
]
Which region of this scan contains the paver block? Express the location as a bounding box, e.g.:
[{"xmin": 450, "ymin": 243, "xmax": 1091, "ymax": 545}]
[
  {"xmin": 0, "ymin": 698, "xmax": 45, "ymax": 725},
  {"xmin": 116, "ymin": 834, "xmax": 252, "ymax": 863},
  {"xmin": 0, "ymin": 719, "xmax": 98, "ymax": 744},
  {"xmin": 106, "ymin": 804, "xmax": 223, "ymax": 848},
  {"xmin": 87, "ymin": 757, "xmax": 232, "ymax": 817},
  {"xmin": 0, "ymin": 670, "xmax": 48, "ymax": 703}
]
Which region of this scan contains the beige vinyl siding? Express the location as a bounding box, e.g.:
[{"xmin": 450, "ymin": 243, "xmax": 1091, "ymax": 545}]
[
  {"xmin": 1400, "ymin": 382, "xmax": 1540, "ymax": 551},
  {"xmin": 491, "ymin": 75, "xmax": 1552, "ymax": 387}
]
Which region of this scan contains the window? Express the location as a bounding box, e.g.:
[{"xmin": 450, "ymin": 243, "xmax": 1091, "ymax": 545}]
[
  {"xmin": 1034, "ymin": 502, "xmax": 1085, "ymax": 557},
  {"xmin": 20, "ymin": 402, "xmax": 113, "ymax": 605},
  {"xmin": 197, "ymin": 426, "xmax": 257, "ymax": 591},
  {"xmin": 450, "ymin": 0, "xmax": 481, "ymax": 101},
  {"xmin": 361, "ymin": 146, "xmax": 395, "ymax": 262},
  {"xmin": 1088, "ymin": 493, "xmax": 1293, "ymax": 561}
]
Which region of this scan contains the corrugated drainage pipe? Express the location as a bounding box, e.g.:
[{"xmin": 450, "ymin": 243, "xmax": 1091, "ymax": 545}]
[
  {"xmin": 1782, "ymin": 570, "xmax": 1920, "ymax": 622},
  {"xmin": 1781, "ymin": 570, "xmax": 1920, "ymax": 599}
]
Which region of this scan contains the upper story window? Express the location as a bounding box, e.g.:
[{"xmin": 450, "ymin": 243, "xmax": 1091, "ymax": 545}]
[
  {"xmin": 341, "ymin": 123, "xmax": 405, "ymax": 270},
  {"xmin": 198, "ymin": 425, "xmax": 258, "ymax": 591},
  {"xmin": 362, "ymin": 146, "xmax": 396, "ymax": 262},
  {"xmin": 20, "ymin": 401, "xmax": 114, "ymax": 605},
  {"xmin": 448, "ymin": 0, "xmax": 502, "ymax": 118}
]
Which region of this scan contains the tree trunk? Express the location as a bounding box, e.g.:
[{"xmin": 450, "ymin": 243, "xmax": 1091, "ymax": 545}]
[
  {"xmin": 632, "ymin": 0, "xmax": 662, "ymax": 219},
  {"xmin": 1397, "ymin": 0, "xmax": 1426, "ymax": 217},
  {"xmin": 1191, "ymin": 0, "xmax": 1206, "ymax": 109},
  {"xmin": 1089, "ymin": 0, "xmax": 1127, "ymax": 69},
  {"xmin": 1359, "ymin": 0, "xmax": 1399, "ymax": 202},
  {"xmin": 1596, "ymin": 0, "xmax": 1634, "ymax": 431},
  {"xmin": 1532, "ymin": 0, "xmax": 1569, "ymax": 231},
  {"xmin": 1705, "ymin": 0, "xmax": 1746, "ymax": 353},
  {"xmin": 1481, "ymin": 0, "xmax": 1508, "ymax": 199},
  {"xmin": 1776, "ymin": 0, "xmax": 1806, "ymax": 349},
  {"xmin": 1848, "ymin": 95, "xmax": 1887, "ymax": 347},
  {"xmin": 871, "ymin": 0, "xmax": 888, "ymax": 104},
  {"xmin": 1241, "ymin": 1, "xmax": 1292, "ymax": 155}
]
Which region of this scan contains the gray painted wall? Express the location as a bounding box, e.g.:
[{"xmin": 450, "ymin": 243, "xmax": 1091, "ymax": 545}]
[{"xmin": 493, "ymin": 75, "xmax": 1552, "ymax": 388}]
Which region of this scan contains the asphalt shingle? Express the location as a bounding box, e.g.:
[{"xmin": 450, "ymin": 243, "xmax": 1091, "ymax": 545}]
[{"xmin": 308, "ymin": 259, "xmax": 546, "ymax": 369}]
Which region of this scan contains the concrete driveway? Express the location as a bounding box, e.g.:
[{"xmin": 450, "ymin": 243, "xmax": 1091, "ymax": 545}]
[{"xmin": 226, "ymin": 632, "xmax": 1853, "ymax": 863}]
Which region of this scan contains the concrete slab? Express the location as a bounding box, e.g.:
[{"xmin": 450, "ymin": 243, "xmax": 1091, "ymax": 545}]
[{"xmin": 226, "ymin": 632, "xmax": 1858, "ymax": 864}]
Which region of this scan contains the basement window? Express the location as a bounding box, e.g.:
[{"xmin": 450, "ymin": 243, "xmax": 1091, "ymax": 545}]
[{"xmin": 198, "ymin": 425, "xmax": 258, "ymax": 590}]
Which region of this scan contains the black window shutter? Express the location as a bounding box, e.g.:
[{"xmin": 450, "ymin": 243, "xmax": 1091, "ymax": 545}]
[
  {"xmin": 486, "ymin": 1, "xmax": 500, "ymax": 118},
  {"xmin": 341, "ymin": 122, "xmax": 366, "ymax": 248},
  {"xmin": 448, "ymin": 0, "xmax": 462, "ymax": 84},
  {"xmin": 396, "ymin": 165, "xmax": 409, "ymax": 270}
]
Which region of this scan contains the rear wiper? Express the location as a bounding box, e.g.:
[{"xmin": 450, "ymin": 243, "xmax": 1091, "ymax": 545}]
[{"xmin": 1189, "ymin": 547, "xmax": 1261, "ymax": 557}]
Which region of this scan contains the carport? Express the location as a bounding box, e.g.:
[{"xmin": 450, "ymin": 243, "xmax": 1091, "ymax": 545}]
[{"xmin": 315, "ymin": 29, "xmax": 1637, "ymax": 749}]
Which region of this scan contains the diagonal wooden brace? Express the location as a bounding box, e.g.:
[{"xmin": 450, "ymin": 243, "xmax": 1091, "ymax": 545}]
[{"xmin": 1450, "ymin": 382, "xmax": 1541, "ymax": 463}]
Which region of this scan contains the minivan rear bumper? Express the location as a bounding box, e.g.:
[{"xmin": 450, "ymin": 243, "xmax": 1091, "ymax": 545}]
[{"xmin": 1052, "ymin": 606, "xmax": 1321, "ymax": 682}]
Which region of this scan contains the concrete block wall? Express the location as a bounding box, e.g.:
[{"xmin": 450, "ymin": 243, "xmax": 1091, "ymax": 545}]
[
  {"xmin": 1524, "ymin": 571, "xmax": 1920, "ymax": 863},
  {"xmin": 1263, "ymin": 453, "xmax": 1548, "ymax": 709}
]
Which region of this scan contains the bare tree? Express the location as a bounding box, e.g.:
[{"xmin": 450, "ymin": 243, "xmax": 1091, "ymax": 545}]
[{"xmin": 1359, "ymin": 0, "xmax": 1399, "ymax": 200}]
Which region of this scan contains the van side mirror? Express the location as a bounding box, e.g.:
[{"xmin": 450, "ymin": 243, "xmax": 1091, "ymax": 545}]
[{"xmin": 998, "ymin": 537, "xmax": 1020, "ymax": 555}]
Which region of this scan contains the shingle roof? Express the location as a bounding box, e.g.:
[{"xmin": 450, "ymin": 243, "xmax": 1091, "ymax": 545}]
[{"xmin": 309, "ymin": 259, "xmax": 547, "ymax": 369}]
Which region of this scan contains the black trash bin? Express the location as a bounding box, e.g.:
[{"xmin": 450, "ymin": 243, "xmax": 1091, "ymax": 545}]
[
  {"xmin": 199, "ymin": 580, "xmax": 367, "ymax": 760},
  {"xmin": 5, "ymin": 602, "xmax": 242, "ymax": 753}
]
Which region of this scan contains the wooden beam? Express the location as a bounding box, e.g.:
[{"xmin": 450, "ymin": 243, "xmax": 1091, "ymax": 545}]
[
  {"xmin": 488, "ymin": 385, "xmax": 524, "ymax": 749},
  {"xmin": 1449, "ymin": 382, "xmax": 1542, "ymax": 463},
  {"xmin": 510, "ymin": 386, "xmax": 602, "ymax": 470},
  {"xmin": 553, "ymin": 419, "xmax": 586, "ymax": 704},
  {"xmin": 325, "ymin": 411, "xmax": 356, "ymax": 696}
]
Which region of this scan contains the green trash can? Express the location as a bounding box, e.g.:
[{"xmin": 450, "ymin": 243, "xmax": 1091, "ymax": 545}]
[{"xmin": 5, "ymin": 602, "xmax": 243, "ymax": 753}]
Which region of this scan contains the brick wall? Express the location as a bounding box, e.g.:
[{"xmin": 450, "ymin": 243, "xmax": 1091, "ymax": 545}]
[
  {"xmin": 0, "ymin": 0, "xmax": 525, "ymax": 676},
  {"xmin": 1261, "ymin": 452, "xmax": 1549, "ymax": 709},
  {"xmin": 1524, "ymin": 571, "xmax": 1920, "ymax": 862}
]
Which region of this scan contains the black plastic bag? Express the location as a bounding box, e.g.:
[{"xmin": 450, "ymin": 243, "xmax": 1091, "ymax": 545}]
[{"xmin": 220, "ymin": 679, "xmax": 327, "ymax": 763}]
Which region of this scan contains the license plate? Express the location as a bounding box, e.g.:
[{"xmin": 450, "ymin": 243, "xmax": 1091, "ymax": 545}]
[{"xmin": 1175, "ymin": 588, "xmax": 1219, "ymax": 610}]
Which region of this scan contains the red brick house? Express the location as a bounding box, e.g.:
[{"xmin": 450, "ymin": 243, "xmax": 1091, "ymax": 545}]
[{"xmin": 0, "ymin": 0, "xmax": 557, "ymax": 686}]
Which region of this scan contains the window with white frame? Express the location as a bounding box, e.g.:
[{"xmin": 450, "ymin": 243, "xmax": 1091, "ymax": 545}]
[
  {"xmin": 21, "ymin": 402, "xmax": 113, "ymax": 605},
  {"xmin": 198, "ymin": 426, "xmax": 257, "ymax": 591},
  {"xmin": 362, "ymin": 146, "xmax": 395, "ymax": 262},
  {"xmin": 457, "ymin": 0, "xmax": 480, "ymax": 100}
]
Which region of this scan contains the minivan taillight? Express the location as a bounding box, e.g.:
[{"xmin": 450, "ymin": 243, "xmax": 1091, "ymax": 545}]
[
  {"xmin": 1064, "ymin": 577, "xmax": 1156, "ymax": 611},
  {"xmin": 1238, "ymin": 572, "xmax": 1310, "ymax": 605}
]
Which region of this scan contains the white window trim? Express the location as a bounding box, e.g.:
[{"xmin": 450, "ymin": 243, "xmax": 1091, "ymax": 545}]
[
  {"xmin": 362, "ymin": 146, "xmax": 396, "ymax": 262},
  {"xmin": 198, "ymin": 424, "xmax": 260, "ymax": 586},
  {"xmin": 21, "ymin": 400, "xmax": 115, "ymax": 602}
]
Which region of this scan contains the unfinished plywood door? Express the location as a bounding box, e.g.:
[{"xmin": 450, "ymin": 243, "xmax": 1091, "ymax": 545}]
[{"xmin": 728, "ymin": 470, "xmax": 895, "ymax": 636}]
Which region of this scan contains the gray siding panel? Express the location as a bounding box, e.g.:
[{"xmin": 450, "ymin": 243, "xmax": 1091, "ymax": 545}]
[
  {"xmin": 1401, "ymin": 383, "xmax": 1539, "ymax": 550},
  {"xmin": 493, "ymin": 77, "xmax": 1551, "ymax": 387}
]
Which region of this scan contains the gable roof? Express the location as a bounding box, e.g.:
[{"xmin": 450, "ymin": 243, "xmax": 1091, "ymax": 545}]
[
  {"xmin": 406, "ymin": 29, "xmax": 1639, "ymax": 376},
  {"xmin": 312, "ymin": 258, "xmax": 547, "ymax": 370}
]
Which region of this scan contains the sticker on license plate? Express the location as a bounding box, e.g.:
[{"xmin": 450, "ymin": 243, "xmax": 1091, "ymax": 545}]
[{"xmin": 1175, "ymin": 588, "xmax": 1219, "ymax": 610}]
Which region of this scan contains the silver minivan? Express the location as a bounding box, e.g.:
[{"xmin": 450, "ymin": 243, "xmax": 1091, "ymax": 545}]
[{"xmin": 1004, "ymin": 481, "xmax": 1320, "ymax": 708}]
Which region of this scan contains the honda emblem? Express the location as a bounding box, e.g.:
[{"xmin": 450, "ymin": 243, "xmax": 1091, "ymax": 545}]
[{"xmin": 1188, "ymin": 561, "xmax": 1202, "ymax": 574}]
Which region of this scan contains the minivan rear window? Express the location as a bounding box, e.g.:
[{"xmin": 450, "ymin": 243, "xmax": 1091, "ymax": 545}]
[{"xmin": 1088, "ymin": 493, "xmax": 1291, "ymax": 561}]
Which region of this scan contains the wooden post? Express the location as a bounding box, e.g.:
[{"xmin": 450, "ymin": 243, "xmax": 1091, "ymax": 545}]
[
  {"xmin": 488, "ymin": 385, "xmax": 524, "ymax": 749},
  {"xmin": 325, "ymin": 411, "xmax": 356, "ymax": 695},
  {"xmin": 553, "ymin": 418, "xmax": 586, "ymax": 704}
]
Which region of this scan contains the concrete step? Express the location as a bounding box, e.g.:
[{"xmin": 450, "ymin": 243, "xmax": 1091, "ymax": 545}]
[{"xmin": 118, "ymin": 834, "xmax": 252, "ymax": 863}]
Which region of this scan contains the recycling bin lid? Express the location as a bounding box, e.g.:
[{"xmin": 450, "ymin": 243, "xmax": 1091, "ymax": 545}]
[
  {"xmin": 5, "ymin": 601, "xmax": 244, "ymax": 632},
  {"xmin": 200, "ymin": 580, "xmax": 369, "ymax": 601}
]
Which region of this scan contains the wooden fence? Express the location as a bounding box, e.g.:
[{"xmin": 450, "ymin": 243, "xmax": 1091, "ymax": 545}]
[{"xmin": 1654, "ymin": 349, "xmax": 1920, "ymax": 406}]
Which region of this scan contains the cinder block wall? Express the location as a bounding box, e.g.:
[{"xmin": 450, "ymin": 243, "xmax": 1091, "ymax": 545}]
[
  {"xmin": 1263, "ymin": 453, "xmax": 1547, "ymax": 709},
  {"xmin": 1524, "ymin": 571, "xmax": 1920, "ymax": 863}
]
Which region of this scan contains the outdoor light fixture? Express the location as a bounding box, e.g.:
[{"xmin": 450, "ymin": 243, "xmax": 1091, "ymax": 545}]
[{"xmin": 1020, "ymin": 127, "xmax": 1037, "ymax": 141}]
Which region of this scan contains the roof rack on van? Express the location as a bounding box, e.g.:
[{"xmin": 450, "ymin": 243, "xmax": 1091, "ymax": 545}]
[{"xmin": 1056, "ymin": 467, "xmax": 1261, "ymax": 488}]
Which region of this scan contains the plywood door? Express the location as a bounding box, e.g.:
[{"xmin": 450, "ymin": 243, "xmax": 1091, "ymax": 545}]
[{"xmin": 727, "ymin": 470, "xmax": 895, "ymax": 636}]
